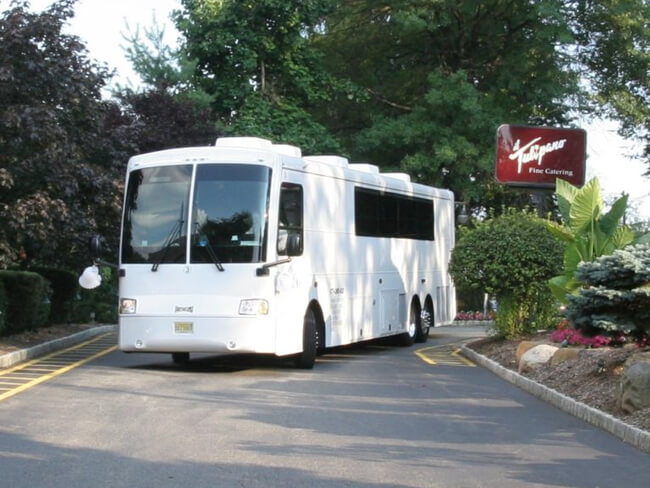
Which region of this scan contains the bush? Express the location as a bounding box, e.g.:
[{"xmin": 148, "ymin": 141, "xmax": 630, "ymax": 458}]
[
  {"xmin": 28, "ymin": 266, "xmax": 78, "ymax": 324},
  {"xmin": 449, "ymin": 209, "xmax": 564, "ymax": 338},
  {"xmin": 566, "ymin": 243, "xmax": 650, "ymax": 339},
  {"xmin": 0, "ymin": 270, "xmax": 51, "ymax": 334},
  {"xmin": 550, "ymin": 320, "xmax": 612, "ymax": 348},
  {"xmin": 547, "ymin": 177, "xmax": 649, "ymax": 303}
]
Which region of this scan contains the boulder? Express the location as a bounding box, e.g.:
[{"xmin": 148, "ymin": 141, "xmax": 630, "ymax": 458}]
[
  {"xmin": 516, "ymin": 341, "xmax": 540, "ymax": 364},
  {"xmin": 551, "ymin": 348, "xmax": 580, "ymax": 366},
  {"xmin": 618, "ymin": 352, "xmax": 650, "ymax": 414},
  {"xmin": 519, "ymin": 344, "xmax": 559, "ymax": 373},
  {"xmin": 623, "ymin": 351, "xmax": 650, "ymax": 368}
]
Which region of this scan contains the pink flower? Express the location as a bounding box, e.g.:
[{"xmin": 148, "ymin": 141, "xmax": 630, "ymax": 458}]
[{"xmin": 550, "ymin": 323, "xmax": 610, "ymax": 349}]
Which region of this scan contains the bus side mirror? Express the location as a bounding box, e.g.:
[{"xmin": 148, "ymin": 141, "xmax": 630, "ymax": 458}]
[
  {"xmin": 286, "ymin": 233, "xmax": 301, "ymax": 257},
  {"xmin": 89, "ymin": 235, "xmax": 103, "ymax": 261},
  {"xmin": 84, "ymin": 234, "xmax": 117, "ymax": 271}
]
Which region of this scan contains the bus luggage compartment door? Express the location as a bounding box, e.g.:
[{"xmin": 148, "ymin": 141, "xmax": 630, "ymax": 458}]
[{"xmin": 379, "ymin": 290, "xmax": 406, "ymax": 335}]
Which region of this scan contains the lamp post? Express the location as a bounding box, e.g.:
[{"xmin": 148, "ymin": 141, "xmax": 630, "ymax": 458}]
[{"xmin": 456, "ymin": 202, "xmax": 469, "ymax": 225}]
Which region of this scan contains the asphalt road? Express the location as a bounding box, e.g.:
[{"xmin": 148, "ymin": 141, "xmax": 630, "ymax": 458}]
[{"xmin": 0, "ymin": 326, "xmax": 647, "ymax": 488}]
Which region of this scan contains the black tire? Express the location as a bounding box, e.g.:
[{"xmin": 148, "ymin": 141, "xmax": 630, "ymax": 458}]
[
  {"xmin": 396, "ymin": 303, "xmax": 417, "ymax": 347},
  {"xmin": 172, "ymin": 352, "xmax": 190, "ymax": 364},
  {"xmin": 413, "ymin": 300, "xmax": 427, "ymax": 343},
  {"xmin": 295, "ymin": 308, "xmax": 318, "ymax": 369},
  {"xmin": 417, "ymin": 299, "xmax": 433, "ymax": 343}
]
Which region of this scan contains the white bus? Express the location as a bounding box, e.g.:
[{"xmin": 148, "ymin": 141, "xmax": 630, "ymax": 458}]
[{"xmin": 115, "ymin": 137, "xmax": 456, "ymax": 368}]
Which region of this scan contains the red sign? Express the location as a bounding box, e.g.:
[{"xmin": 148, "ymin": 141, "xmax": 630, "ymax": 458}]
[{"xmin": 495, "ymin": 125, "xmax": 586, "ymax": 188}]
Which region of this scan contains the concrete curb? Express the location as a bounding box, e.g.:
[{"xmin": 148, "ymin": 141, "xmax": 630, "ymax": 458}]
[
  {"xmin": 461, "ymin": 345, "xmax": 650, "ymax": 455},
  {"xmin": 0, "ymin": 325, "xmax": 116, "ymax": 369}
]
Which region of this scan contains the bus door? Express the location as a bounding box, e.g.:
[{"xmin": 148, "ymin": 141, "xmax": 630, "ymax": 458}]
[{"xmin": 273, "ymin": 179, "xmax": 307, "ymax": 355}]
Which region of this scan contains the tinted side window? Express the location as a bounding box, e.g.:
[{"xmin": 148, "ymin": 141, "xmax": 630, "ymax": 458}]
[
  {"xmin": 354, "ymin": 187, "xmax": 434, "ymax": 240},
  {"xmin": 278, "ymin": 183, "xmax": 303, "ymax": 255},
  {"xmin": 355, "ymin": 187, "xmax": 379, "ymax": 236}
]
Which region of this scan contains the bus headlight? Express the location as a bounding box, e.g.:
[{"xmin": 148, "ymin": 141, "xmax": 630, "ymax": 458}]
[
  {"xmin": 239, "ymin": 299, "xmax": 269, "ymax": 315},
  {"xmin": 120, "ymin": 298, "xmax": 137, "ymax": 314}
]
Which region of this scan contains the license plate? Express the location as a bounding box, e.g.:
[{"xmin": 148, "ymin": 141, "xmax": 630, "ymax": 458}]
[{"xmin": 174, "ymin": 322, "xmax": 194, "ymax": 334}]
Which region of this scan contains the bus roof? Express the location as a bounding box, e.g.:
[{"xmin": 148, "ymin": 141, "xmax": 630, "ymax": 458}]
[{"xmin": 127, "ymin": 137, "xmax": 453, "ymax": 201}]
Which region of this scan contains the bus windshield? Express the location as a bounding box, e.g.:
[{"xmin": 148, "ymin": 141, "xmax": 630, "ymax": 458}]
[
  {"xmin": 121, "ymin": 163, "xmax": 272, "ymax": 265},
  {"xmin": 121, "ymin": 165, "xmax": 192, "ymax": 264},
  {"xmin": 191, "ymin": 164, "xmax": 271, "ymax": 264}
]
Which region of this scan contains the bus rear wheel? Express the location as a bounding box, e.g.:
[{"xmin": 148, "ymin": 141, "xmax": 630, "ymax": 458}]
[
  {"xmin": 294, "ymin": 308, "xmax": 318, "ymax": 369},
  {"xmin": 415, "ymin": 300, "xmax": 432, "ymax": 343},
  {"xmin": 415, "ymin": 300, "xmax": 433, "ymax": 342}
]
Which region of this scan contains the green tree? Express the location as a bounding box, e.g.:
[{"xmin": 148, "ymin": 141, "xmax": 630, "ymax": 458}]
[
  {"xmin": 569, "ymin": 0, "xmax": 650, "ymax": 169},
  {"xmin": 174, "ymin": 0, "xmax": 343, "ymax": 154},
  {"xmin": 121, "ymin": 16, "xmax": 196, "ymax": 94},
  {"xmin": 166, "ymin": 0, "xmax": 649, "ymax": 202},
  {"xmin": 0, "ymin": 0, "xmax": 132, "ymax": 269},
  {"xmin": 117, "ymin": 15, "xmax": 222, "ymax": 153},
  {"xmin": 566, "ymin": 244, "xmax": 650, "ymax": 338},
  {"xmin": 449, "ymin": 210, "xmax": 564, "ymax": 338},
  {"xmin": 312, "ymin": 0, "xmax": 580, "ymax": 208}
]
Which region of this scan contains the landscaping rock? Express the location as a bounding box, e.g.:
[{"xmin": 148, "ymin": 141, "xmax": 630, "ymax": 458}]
[
  {"xmin": 551, "ymin": 347, "xmax": 580, "ymax": 366},
  {"xmin": 623, "ymin": 351, "xmax": 650, "ymax": 368},
  {"xmin": 618, "ymin": 352, "xmax": 650, "ymax": 414},
  {"xmin": 519, "ymin": 344, "xmax": 559, "ymax": 373},
  {"xmin": 468, "ymin": 331, "xmax": 650, "ymax": 432},
  {"xmin": 516, "ymin": 341, "xmax": 540, "ymax": 364}
]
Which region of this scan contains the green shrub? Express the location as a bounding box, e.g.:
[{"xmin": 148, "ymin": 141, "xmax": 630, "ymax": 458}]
[
  {"xmin": 547, "ymin": 178, "xmax": 650, "ymax": 303},
  {"xmin": 0, "ymin": 270, "xmax": 51, "ymax": 334},
  {"xmin": 566, "ymin": 244, "xmax": 650, "ymax": 338},
  {"xmin": 28, "ymin": 266, "xmax": 78, "ymax": 324},
  {"xmin": 449, "ymin": 209, "xmax": 564, "ymax": 338}
]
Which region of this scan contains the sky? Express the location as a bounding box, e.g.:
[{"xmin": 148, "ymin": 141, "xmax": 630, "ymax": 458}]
[{"xmin": 4, "ymin": 0, "xmax": 650, "ymax": 221}]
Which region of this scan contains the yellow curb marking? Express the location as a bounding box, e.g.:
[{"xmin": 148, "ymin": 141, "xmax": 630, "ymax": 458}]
[
  {"xmin": 0, "ymin": 333, "xmax": 117, "ymax": 402},
  {"xmin": 415, "ymin": 342, "xmax": 476, "ymax": 367}
]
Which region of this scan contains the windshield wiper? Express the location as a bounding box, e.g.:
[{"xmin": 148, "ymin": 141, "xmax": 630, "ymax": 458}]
[
  {"xmin": 197, "ymin": 234, "xmax": 225, "ymax": 272},
  {"xmin": 151, "ymin": 203, "xmax": 184, "ymax": 272}
]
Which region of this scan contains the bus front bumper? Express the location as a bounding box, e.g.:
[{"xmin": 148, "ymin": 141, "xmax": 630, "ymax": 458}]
[{"xmin": 118, "ymin": 315, "xmax": 277, "ymax": 355}]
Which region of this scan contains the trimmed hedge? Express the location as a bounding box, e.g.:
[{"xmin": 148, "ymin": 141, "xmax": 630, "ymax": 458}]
[
  {"xmin": 28, "ymin": 266, "xmax": 78, "ymax": 324},
  {"xmin": 449, "ymin": 209, "xmax": 564, "ymax": 338},
  {"xmin": 0, "ymin": 270, "xmax": 51, "ymax": 334}
]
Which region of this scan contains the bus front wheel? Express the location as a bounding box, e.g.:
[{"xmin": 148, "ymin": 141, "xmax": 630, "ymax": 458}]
[
  {"xmin": 396, "ymin": 302, "xmax": 418, "ymax": 347},
  {"xmin": 294, "ymin": 308, "xmax": 318, "ymax": 369}
]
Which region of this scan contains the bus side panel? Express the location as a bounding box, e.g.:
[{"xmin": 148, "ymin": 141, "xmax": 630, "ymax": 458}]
[
  {"xmin": 303, "ymin": 170, "xmax": 414, "ymax": 346},
  {"xmin": 277, "ymin": 165, "xmax": 457, "ymax": 351}
]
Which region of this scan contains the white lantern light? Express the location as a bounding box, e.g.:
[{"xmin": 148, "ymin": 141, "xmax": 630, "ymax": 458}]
[{"xmin": 78, "ymin": 265, "xmax": 102, "ymax": 289}]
